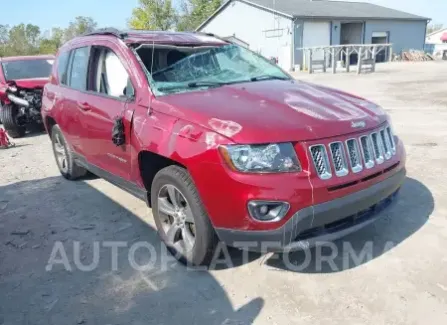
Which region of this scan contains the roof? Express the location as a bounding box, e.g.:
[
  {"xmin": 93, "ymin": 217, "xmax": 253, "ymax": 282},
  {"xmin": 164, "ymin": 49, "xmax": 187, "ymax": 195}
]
[
  {"xmin": 0, "ymin": 55, "xmax": 55, "ymax": 63},
  {"xmin": 67, "ymin": 29, "xmax": 228, "ymax": 47},
  {"xmin": 198, "ymin": 0, "xmax": 429, "ymax": 30},
  {"xmin": 427, "ymin": 28, "xmax": 447, "ymax": 38}
]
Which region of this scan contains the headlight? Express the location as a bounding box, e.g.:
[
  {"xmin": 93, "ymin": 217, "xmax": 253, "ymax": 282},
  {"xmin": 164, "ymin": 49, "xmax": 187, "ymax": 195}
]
[{"xmin": 219, "ymin": 143, "xmax": 301, "ymax": 173}]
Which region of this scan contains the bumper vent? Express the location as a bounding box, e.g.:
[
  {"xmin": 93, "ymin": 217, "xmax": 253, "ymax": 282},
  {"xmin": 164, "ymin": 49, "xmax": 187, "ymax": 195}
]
[
  {"xmin": 310, "ymin": 145, "xmax": 332, "ymax": 179},
  {"xmin": 309, "ymin": 125, "xmax": 397, "ymax": 180}
]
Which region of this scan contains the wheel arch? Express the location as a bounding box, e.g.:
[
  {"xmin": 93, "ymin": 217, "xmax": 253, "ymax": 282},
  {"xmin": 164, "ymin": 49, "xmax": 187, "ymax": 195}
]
[
  {"xmin": 44, "ymin": 115, "xmax": 57, "ymax": 137},
  {"xmin": 138, "ymin": 150, "xmax": 187, "ymax": 206}
]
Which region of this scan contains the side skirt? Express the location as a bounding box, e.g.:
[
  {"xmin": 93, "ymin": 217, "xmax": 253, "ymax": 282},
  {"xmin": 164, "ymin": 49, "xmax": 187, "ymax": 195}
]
[{"xmin": 73, "ymin": 153, "xmax": 149, "ymax": 204}]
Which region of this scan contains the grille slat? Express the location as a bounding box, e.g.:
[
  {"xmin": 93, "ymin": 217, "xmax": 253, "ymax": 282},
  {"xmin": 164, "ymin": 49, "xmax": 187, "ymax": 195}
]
[
  {"xmin": 371, "ymin": 132, "xmax": 385, "ymax": 164},
  {"xmin": 329, "ymin": 142, "xmax": 348, "ymax": 176},
  {"xmin": 386, "ymin": 127, "xmax": 396, "ymax": 154},
  {"xmin": 309, "ymin": 125, "xmax": 397, "ymax": 180},
  {"xmin": 310, "ymin": 145, "xmax": 332, "ymax": 179},
  {"xmin": 360, "ymin": 136, "xmax": 375, "ymax": 169},
  {"xmin": 346, "ymin": 139, "xmax": 363, "ymax": 173},
  {"xmin": 380, "ymin": 129, "xmax": 392, "ymax": 160}
]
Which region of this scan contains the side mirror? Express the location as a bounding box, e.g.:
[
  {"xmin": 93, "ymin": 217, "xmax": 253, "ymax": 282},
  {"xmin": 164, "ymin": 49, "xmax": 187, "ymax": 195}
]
[{"xmin": 122, "ymin": 79, "xmax": 135, "ymax": 99}]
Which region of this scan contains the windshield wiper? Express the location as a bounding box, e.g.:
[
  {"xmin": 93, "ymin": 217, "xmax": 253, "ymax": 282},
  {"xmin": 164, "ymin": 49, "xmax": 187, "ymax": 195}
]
[
  {"xmin": 187, "ymin": 81, "xmax": 226, "ymax": 88},
  {"xmin": 157, "ymin": 81, "xmax": 227, "ymax": 92},
  {"xmin": 250, "ymin": 75, "xmax": 290, "ymax": 82}
]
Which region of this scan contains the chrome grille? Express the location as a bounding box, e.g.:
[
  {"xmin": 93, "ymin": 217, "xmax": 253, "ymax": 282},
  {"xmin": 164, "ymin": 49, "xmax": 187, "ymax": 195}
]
[
  {"xmin": 371, "ymin": 132, "xmax": 385, "ymax": 164},
  {"xmin": 360, "ymin": 136, "xmax": 375, "ymax": 169},
  {"xmin": 310, "ymin": 145, "xmax": 332, "ymax": 179},
  {"xmin": 346, "ymin": 139, "xmax": 363, "ymax": 173},
  {"xmin": 329, "ymin": 142, "xmax": 348, "ymax": 176},
  {"xmin": 380, "ymin": 129, "xmax": 392, "ymax": 160},
  {"xmin": 308, "ymin": 124, "xmax": 398, "ymax": 180}
]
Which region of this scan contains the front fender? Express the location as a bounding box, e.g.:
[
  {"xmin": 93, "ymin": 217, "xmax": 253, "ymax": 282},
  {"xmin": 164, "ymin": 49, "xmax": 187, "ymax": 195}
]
[{"xmin": 130, "ymin": 109, "xmax": 233, "ymax": 187}]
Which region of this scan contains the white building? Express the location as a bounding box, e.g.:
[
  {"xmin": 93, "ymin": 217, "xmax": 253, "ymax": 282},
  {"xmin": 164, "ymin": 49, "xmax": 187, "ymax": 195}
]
[
  {"xmin": 426, "ymin": 28, "xmax": 447, "ymax": 44},
  {"xmin": 425, "ymin": 28, "xmax": 447, "ymax": 60},
  {"xmin": 197, "ymin": 0, "xmax": 429, "ymax": 71}
]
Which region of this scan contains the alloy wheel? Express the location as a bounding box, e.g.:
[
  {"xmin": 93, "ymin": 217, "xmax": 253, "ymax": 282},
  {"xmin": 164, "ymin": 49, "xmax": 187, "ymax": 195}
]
[
  {"xmin": 157, "ymin": 184, "xmax": 196, "ymax": 253},
  {"xmin": 54, "ymin": 133, "xmax": 68, "ymax": 173}
]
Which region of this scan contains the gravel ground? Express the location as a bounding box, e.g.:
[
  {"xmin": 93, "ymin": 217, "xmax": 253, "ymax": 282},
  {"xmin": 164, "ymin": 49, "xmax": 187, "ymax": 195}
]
[{"xmin": 1, "ymin": 61, "xmax": 447, "ymax": 325}]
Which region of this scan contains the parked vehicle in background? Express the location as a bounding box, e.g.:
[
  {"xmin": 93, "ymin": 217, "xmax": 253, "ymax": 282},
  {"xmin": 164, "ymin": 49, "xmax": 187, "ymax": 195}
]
[
  {"xmin": 0, "ymin": 55, "xmax": 54, "ymax": 137},
  {"xmin": 42, "ymin": 29, "xmax": 406, "ymax": 266}
]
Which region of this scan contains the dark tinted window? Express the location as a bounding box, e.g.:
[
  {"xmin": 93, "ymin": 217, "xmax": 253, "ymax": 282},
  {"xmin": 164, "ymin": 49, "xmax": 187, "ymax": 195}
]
[
  {"xmin": 68, "ymin": 47, "xmax": 89, "ymax": 91},
  {"xmin": 1, "ymin": 59, "xmax": 54, "ymax": 80},
  {"xmin": 57, "ymin": 51, "xmax": 70, "ymax": 85}
]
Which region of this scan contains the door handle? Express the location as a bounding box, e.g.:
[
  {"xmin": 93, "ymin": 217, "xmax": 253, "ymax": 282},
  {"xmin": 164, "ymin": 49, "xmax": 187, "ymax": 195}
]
[{"xmin": 77, "ymin": 102, "xmax": 91, "ymax": 111}]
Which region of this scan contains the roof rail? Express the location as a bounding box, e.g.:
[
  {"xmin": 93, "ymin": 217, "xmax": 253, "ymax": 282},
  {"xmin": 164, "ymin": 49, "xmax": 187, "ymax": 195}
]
[
  {"xmin": 83, "ymin": 28, "xmax": 128, "ymax": 39},
  {"xmin": 193, "ymin": 31, "xmax": 229, "ymax": 43}
]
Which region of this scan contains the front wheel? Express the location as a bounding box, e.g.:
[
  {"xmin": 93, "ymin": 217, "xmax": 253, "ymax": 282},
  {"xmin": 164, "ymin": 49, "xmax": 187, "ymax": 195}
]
[
  {"xmin": 151, "ymin": 166, "xmax": 218, "ymax": 266},
  {"xmin": 0, "ymin": 104, "xmax": 25, "ymax": 138}
]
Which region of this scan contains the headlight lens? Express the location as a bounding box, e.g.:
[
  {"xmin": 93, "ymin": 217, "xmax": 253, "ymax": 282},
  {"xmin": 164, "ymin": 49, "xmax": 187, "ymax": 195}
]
[{"xmin": 219, "ymin": 143, "xmax": 301, "ymax": 173}]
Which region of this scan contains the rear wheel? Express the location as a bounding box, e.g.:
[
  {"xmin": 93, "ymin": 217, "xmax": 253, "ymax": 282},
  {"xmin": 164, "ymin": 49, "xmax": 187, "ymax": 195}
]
[
  {"xmin": 0, "ymin": 104, "xmax": 26, "ymax": 138},
  {"xmin": 51, "ymin": 125, "xmax": 87, "ymax": 180},
  {"xmin": 151, "ymin": 166, "xmax": 218, "ymax": 266}
]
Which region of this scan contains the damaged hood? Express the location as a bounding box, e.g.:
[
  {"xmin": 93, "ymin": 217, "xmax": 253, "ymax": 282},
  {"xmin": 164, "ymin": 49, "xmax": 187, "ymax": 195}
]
[
  {"xmin": 8, "ymin": 78, "xmax": 48, "ymax": 89},
  {"xmin": 157, "ymin": 80, "xmax": 387, "ymax": 143}
]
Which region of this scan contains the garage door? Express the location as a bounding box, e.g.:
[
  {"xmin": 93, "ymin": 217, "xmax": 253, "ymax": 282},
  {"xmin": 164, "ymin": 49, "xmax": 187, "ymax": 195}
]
[{"xmin": 303, "ymin": 21, "xmax": 331, "ymax": 66}]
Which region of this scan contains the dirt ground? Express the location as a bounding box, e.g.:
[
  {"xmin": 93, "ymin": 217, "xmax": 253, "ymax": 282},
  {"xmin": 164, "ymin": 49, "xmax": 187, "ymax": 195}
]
[{"xmin": 1, "ymin": 61, "xmax": 447, "ymax": 325}]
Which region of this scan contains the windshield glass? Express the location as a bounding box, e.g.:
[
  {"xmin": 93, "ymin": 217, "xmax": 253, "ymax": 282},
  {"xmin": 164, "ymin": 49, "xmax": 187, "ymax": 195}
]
[
  {"xmin": 1, "ymin": 59, "xmax": 54, "ymax": 80},
  {"xmin": 136, "ymin": 44, "xmax": 290, "ymax": 96}
]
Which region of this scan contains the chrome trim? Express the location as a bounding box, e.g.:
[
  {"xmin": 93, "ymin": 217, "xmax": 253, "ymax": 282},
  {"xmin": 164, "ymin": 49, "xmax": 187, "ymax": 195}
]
[
  {"xmin": 359, "ymin": 135, "xmax": 375, "ymax": 169},
  {"xmin": 329, "ymin": 141, "xmax": 349, "ymax": 177},
  {"xmin": 345, "ymin": 139, "xmax": 363, "ymax": 173},
  {"xmin": 380, "ymin": 129, "xmax": 392, "ymax": 160},
  {"xmin": 309, "ymin": 144, "xmax": 332, "ymax": 180},
  {"xmin": 370, "ymin": 132, "xmax": 385, "ymax": 164},
  {"xmin": 386, "ymin": 126, "xmax": 396, "ymax": 155},
  {"xmin": 247, "ymin": 200, "xmax": 290, "ymax": 223}
]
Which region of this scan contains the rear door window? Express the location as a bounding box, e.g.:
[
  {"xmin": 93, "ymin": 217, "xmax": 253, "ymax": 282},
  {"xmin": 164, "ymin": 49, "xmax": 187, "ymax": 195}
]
[{"xmin": 68, "ymin": 47, "xmax": 90, "ymax": 91}]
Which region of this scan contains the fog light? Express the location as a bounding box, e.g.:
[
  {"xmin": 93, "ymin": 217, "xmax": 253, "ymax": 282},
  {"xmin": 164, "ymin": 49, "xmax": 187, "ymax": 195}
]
[
  {"xmin": 259, "ymin": 205, "xmax": 269, "ymax": 215},
  {"xmin": 248, "ymin": 201, "xmax": 290, "ymax": 222}
]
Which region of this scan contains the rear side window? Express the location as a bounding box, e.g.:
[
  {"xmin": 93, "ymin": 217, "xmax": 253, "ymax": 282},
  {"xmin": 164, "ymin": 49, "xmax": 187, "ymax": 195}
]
[
  {"xmin": 68, "ymin": 47, "xmax": 89, "ymax": 91},
  {"xmin": 57, "ymin": 51, "xmax": 70, "ymax": 85}
]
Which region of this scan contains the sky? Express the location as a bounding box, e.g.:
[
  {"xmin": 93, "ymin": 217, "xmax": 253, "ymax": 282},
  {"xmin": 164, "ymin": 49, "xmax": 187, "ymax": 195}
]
[{"xmin": 1, "ymin": 0, "xmax": 446, "ymax": 33}]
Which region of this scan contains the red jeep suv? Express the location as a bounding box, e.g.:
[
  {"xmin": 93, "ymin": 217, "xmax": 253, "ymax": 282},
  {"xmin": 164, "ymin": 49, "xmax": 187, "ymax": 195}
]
[{"xmin": 42, "ymin": 29, "xmax": 406, "ymax": 265}]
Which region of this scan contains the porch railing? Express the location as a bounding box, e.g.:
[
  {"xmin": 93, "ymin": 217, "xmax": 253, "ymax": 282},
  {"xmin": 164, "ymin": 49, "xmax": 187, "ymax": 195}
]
[{"xmin": 297, "ymin": 44, "xmax": 393, "ymax": 74}]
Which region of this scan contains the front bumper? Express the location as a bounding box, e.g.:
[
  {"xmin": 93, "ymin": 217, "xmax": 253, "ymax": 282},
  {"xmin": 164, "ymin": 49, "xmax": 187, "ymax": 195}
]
[{"xmin": 215, "ymin": 168, "xmax": 406, "ymax": 252}]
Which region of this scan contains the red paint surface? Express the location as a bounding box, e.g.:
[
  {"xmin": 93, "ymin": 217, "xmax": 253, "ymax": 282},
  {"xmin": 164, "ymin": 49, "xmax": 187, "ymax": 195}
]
[{"xmin": 42, "ymin": 32, "xmax": 406, "ymax": 233}]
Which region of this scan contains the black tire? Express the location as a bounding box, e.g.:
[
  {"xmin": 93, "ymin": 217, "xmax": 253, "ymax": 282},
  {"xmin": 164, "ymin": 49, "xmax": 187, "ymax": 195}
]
[
  {"xmin": 151, "ymin": 166, "xmax": 219, "ymax": 266},
  {"xmin": 51, "ymin": 125, "xmax": 87, "ymax": 180},
  {"xmin": 0, "ymin": 104, "xmax": 26, "ymax": 138}
]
